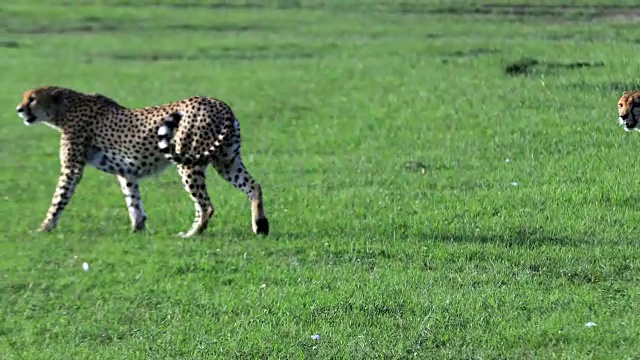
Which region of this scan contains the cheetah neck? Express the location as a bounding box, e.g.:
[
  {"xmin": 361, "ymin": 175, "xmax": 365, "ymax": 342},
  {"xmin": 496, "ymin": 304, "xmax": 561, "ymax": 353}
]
[
  {"xmin": 47, "ymin": 93, "xmax": 123, "ymax": 130},
  {"xmin": 43, "ymin": 122, "xmax": 62, "ymax": 131}
]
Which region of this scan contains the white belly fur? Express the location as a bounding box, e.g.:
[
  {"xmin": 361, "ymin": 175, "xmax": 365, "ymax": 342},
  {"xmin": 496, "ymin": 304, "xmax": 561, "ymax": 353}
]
[{"xmin": 86, "ymin": 146, "xmax": 171, "ymax": 178}]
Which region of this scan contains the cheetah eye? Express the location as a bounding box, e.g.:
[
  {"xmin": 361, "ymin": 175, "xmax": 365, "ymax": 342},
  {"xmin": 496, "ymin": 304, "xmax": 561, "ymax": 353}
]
[{"xmin": 619, "ymin": 104, "xmax": 623, "ymax": 108}]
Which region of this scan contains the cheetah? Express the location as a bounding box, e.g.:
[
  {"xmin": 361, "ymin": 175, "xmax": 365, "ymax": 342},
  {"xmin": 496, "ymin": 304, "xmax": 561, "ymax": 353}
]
[
  {"xmin": 15, "ymin": 86, "xmax": 269, "ymax": 237},
  {"xmin": 617, "ymin": 90, "xmax": 640, "ymax": 131}
]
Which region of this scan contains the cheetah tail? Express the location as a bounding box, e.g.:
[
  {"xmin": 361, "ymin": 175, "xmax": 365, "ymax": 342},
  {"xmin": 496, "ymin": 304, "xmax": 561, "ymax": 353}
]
[
  {"xmin": 157, "ymin": 111, "xmax": 230, "ymax": 166},
  {"xmin": 157, "ymin": 111, "xmax": 183, "ymax": 161}
]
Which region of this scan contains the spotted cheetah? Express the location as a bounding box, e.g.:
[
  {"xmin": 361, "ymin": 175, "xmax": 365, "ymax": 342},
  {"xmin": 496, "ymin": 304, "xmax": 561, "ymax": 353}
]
[{"xmin": 15, "ymin": 86, "xmax": 269, "ymax": 237}]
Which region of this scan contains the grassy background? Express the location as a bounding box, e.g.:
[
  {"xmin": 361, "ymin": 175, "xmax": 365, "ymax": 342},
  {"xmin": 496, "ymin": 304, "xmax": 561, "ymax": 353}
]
[{"xmin": 2, "ymin": 0, "xmax": 640, "ymax": 358}]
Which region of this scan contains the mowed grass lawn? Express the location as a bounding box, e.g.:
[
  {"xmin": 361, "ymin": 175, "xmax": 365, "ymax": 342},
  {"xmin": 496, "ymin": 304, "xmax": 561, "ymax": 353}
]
[{"xmin": 2, "ymin": 0, "xmax": 640, "ymax": 358}]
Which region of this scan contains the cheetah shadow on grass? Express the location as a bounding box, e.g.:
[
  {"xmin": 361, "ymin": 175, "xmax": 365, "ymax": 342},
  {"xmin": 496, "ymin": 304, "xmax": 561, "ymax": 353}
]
[
  {"xmin": 428, "ymin": 228, "xmax": 579, "ymax": 247},
  {"xmin": 254, "ymin": 224, "xmax": 578, "ymax": 248}
]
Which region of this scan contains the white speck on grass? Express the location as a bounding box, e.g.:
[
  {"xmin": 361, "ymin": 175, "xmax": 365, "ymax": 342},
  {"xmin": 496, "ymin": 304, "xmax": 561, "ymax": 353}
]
[
  {"xmin": 505, "ymin": 158, "xmax": 510, "ymax": 163},
  {"xmin": 311, "ymin": 334, "xmax": 320, "ymax": 340},
  {"xmin": 260, "ymin": 283, "xmax": 267, "ymax": 289},
  {"xmin": 82, "ymin": 262, "xmax": 89, "ymax": 271},
  {"xmin": 585, "ymin": 322, "xmax": 597, "ymax": 328},
  {"xmin": 510, "ymin": 182, "xmax": 519, "ymax": 186}
]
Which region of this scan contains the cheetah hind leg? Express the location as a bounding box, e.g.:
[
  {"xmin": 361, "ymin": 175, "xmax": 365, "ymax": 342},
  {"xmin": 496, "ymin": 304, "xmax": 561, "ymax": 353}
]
[
  {"xmin": 176, "ymin": 164, "xmax": 214, "ymax": 238},
  {"xmin": 213, "ymin": 154, "xmax": 269, "ymax": 236}
]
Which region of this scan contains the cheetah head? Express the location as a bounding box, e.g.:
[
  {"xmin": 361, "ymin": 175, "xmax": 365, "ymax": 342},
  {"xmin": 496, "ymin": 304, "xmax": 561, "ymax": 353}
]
[
  {"xmin": 16, "ymin": 86, "xmax": 64, "ymax": 126},
  {"xmin": 618, "ymin": 91, "xmax": 640, "ymax": 132}
]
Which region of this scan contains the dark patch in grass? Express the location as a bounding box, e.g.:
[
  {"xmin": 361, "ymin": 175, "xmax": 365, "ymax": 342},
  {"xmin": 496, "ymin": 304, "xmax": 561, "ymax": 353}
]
[
  {"xmin": 542, "ymin": 259, "xmax": 636, "ymax": 285},
  {"xmin": 46, "ymin": 1, "xmax": 640, "ymax": 23},
  {"xmin": 311, "ymin": 300, "xmax": 405, "ymax": 319},
  {"xmin": 6, "ymin": 15, "xmax": 124, "ymax": 34},
  {"xmin": 445, "ymin": 48, "xmax": 500, "ymax": 58},
  {"xmin": 598, "ymin": 193, "xmax": 640, "ymax": 210},
  {"xmin": 404, "ymin": 160, "xmax": 456, "ymax": 173},
  {"xmin": 404, "ymin": 161, "xmax": 427, "ymax": 172},
  {"xmin": 509, "ymin": 228, "xmax": 574, "ymax": 247},
  {"xmin": 165, "ymin": 24, "xmax": 270, "ymax": 32},
  {"xmin": 563, "ymin": 81, "xmax": 640, "ymax": 94},
  {"xmin": 173, "ymin": 258, "xmax": 234, "ymax": 276},
  {"xmin": 94, "ymin": 49, "xmax": 318, "ymax": 62},
  {"xmin": 541, "ymin": 33, "xmax": 584, "ymax": 41},
  {"xmin": 505, "ymin": 58, "xmax": 604, "ymax": 76},
  {"xmin": 428, "ymin": 4, "xmax": 563, "ymax": 17},
  {"xmin": 0, "ymin": 40, "xmax": 20, "ymax": 48},
  {"xmin": 395, "ymin": 3, "xmax": 432, "ymax": 14},
  {"xmin": 548, "ymin": 61, "xmax": 604, "ymax": 71},
  {"xmin": 76, "ymin": 328, "xmax": 130, "ymax": 344},
  {"xmin": 111, "ymin": 1, "xmax": 321, "ymax": 10},
  {"xmin": 7, "ymin": 281, "xmax": 31, "ymax": 292},
  {"xmin": 219, "ymin": 276, "xmax": 235, "ymax": 286},
  {"xmin": 174, "ymin": 263, "xmax": 209, "ymax": 275},
  {"xmin": 178, "ymin": 1, "xmax": 640, "ymax": 22},
  {"xmin": 526, "ymin": 263, "xmax": 545, "ymax": 275},
  {"xmin": 147, "ymin": 2, "xmax": 268, "ymax": 9},
  {"xmin": 505, "ymin": 58, "xmax": 540, "ymax": 76},
  {"xmin": 104, "ymin": 53, "xmax": 186, "ymax": 62},
  {"xmin": 5, "ymin": 15, "xmax": 273, "ymax": 35},
  {"xmin": 562, "ymin": 267, "xmax": 606, "ymax": 284},
  {"xmin": 425, "ymin": 4, "xmax": 640, "ymax": 22},
  {"xmin": 537, "ymin": 33, "xmax": 638, "ymax": 43},
  {"xmin": 7, "ymin": 23, "xmax": 120, "ymax": 35}
]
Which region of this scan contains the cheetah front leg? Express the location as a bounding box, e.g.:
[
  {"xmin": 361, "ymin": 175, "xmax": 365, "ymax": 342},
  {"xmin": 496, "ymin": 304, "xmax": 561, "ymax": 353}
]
[
  {"xmin": 176, "ymin": 164, "xmax": 214, "ymax": 238},
  {"xmin": 39, "ymin": 137, "xmax": 86, "ymax": 232},
  {"xmin": 117, "ymin": 176, "xmax": 147, "ymax": 232}
]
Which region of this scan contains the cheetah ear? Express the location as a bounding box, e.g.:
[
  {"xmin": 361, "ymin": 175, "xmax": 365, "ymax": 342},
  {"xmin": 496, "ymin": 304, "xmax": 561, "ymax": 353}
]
[{"xmin": 50, "ymin": 89, "xmax": 63, "ymax": 104}]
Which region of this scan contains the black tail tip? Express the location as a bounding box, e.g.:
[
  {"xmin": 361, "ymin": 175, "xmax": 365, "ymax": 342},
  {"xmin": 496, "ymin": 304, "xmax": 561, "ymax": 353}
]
[
  {"xmin": 165, "ymin": 111, "xmax": 183, "ymax": 124},
  {"xmin": 255, "ymin": 217, "xmax": 269, "ymax": 236}
]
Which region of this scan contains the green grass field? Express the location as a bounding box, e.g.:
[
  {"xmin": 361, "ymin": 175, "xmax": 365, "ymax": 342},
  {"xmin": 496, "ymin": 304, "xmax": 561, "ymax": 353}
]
[{"xmin": 2, "ymin": 0, "xmax": 640, "ymax": 358}]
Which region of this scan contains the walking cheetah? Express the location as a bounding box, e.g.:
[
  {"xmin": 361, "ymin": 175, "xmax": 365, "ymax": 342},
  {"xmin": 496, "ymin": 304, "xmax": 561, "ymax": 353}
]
[{"xmin": 15, "ymin": 86, "xmax": 269, "ymax": 237}]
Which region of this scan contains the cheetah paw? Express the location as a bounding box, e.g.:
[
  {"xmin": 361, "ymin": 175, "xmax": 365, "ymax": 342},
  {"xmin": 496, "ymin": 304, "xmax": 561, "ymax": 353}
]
[
  {"xmin": 38, "ymin": 223, "xmax": 54, "ymax": 232},
  {"xmin": 131, "ymin": 222, "xmax": 146, "ymax": 232},
  {"xmin": 253, "ymin": 217, "xmax": 269, "ymax": 236}
]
